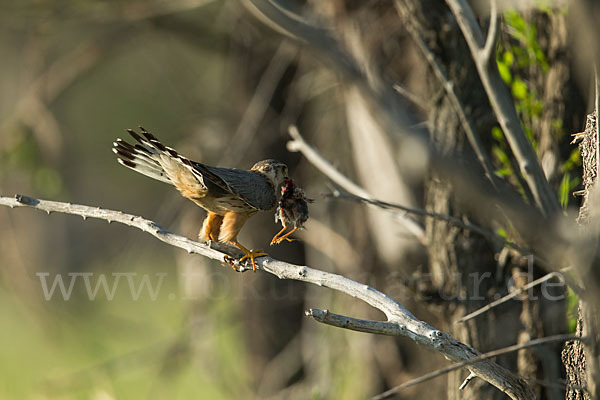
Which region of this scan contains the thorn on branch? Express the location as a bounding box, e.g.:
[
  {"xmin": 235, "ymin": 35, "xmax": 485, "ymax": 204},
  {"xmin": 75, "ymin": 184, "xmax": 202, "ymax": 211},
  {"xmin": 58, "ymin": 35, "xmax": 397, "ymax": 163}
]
[{"xmin": 459, "ymin": 372, "xmax": 477, "ymax": 390}]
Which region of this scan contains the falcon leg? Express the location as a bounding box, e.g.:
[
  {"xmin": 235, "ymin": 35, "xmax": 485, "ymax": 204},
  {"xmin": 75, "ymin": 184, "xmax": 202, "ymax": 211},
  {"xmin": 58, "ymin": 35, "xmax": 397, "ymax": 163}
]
[
  {"xmin": 273, "ymin": 227, "xmax": 298, "ymax": 245},
  {"xmin": 219, "ymin": 211, "xmax": 266, "ymax": 271},
  {"xmin": 199, "ymin": 212, "xmax": 223, "ymax": 242}
]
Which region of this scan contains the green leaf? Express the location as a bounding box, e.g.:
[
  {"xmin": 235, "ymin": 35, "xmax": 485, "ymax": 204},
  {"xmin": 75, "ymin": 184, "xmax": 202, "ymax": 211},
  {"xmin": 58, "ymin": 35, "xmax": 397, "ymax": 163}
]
[
  {"xmin": 503, "ymin": 51, "xmax": 514, "ymax": 66},
  {"xmin": 495, "ymin": 167, "xmax": 512, "ymax": 177},
  {"xmin": 512, "ymin": 79, "xmax": 528, "ymax": 99},
  {"xmin": 492, "ymin": 146, "xmax": 510, "ymax": 165},
  {"xmin": 566, "ymin": 287, "xmax": 579, "ymax": 333},
  {"xmin": 491, "ymin": 126, "xmax": 504, "ymax": 141},
  {"xmin": 558, "ymin": 172, "xmax": 570, "ymax": 209},
  {"xmin": 497, "ymin": 60, "xmax": 512, "ymax": 84}
]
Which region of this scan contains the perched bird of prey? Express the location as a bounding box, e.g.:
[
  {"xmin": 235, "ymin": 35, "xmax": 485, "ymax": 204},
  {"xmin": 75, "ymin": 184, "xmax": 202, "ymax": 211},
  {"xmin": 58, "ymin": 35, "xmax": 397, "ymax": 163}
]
[
  {"xmin": 112, "ymin": 127, "xmax": 288, "ymax": 270},
  {"xmin": 270, "ymin": 177, "xmax": 312, "ymax": 245}
]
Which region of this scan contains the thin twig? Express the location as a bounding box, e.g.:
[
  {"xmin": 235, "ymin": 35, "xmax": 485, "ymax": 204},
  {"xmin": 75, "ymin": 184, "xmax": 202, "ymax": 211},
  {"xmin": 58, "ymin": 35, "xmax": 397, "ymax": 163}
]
[
  {"xmin": 371, "ymin": 333, "xmax": 586, "ymax": 400},
  {"xmin": 327, "ymin": 190, "xmax": 525, "ymax": 252},
  {"xmin": 392, "ymin": 83, "xmax": 427, "ymax": 111},
  {"xmin": 0, "ymin": 193, "xmax": 532, "ymax": 399},
  {"xmin": 456, "ymin": 271, "xmax": 564, "ymax": 323},
  {"xmin": 289, "ymin": 124, "xmax": 537, "ymax": 257},
  {"xmin": 444, "ymin": 0, "xmax": 560, "ymax": 216},
  {"xmin": 287, "ymin": 125, "xmax": 427, "ymax": 243},
  {"xmin": 306, "ymin": 309, "xmax": 406, "ymax": 336}
]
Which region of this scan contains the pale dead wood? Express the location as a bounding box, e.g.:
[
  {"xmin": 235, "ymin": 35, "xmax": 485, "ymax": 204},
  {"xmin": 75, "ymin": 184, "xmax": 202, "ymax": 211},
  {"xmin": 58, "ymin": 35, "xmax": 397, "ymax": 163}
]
[{"xmin": 0, "ymin": 193, "xmax": 533, "ymax": 399}]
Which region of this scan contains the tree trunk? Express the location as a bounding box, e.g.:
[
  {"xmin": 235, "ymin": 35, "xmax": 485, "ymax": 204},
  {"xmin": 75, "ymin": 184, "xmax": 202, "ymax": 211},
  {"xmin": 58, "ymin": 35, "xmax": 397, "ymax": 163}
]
[
  {"xmin": 564, "ymin": 112, "xmax": 600, "ymax": 400},
  {"xmin": 396, "ymin": 1, "xmax": 566, "ymax": 398}
]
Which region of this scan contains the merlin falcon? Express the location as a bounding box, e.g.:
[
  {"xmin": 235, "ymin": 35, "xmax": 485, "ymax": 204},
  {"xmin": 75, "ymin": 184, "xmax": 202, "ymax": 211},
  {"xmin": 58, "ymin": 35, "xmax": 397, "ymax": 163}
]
[{"xmin": 112, "ymin": 127, "xmax": 288, "ymax": 270}]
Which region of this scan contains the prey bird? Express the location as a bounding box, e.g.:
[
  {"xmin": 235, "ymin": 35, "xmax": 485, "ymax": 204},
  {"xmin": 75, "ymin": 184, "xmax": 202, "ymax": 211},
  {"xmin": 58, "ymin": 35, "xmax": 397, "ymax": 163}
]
[
  {"xmin": 270, "ymin": 177, "xmax": 312, "ymax": 245},
  {"xmin": 112, "ymin": 127, "xmax": 288, "ymax": 270}
]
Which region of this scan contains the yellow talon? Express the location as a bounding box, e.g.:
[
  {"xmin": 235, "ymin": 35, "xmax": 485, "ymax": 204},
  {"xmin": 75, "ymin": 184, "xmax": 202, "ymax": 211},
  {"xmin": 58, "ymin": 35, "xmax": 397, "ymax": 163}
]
[
  {"xmin": 232, "ymin": 242, "xmax": 267, "ymax": 271},
  {"xmin": 223, "ymin": 255, "xmax": 239, "ymax": 271},
  {"xmin": 273, "ymin": 227, "xmax": 299, "ymax": 245},
  {"xmin": 270, "ymin": 226, "xmax": 287, "ymax": 246},
  {"xmin": 239, "ymin": 250, "xmax": 268, "ymax": 271}
]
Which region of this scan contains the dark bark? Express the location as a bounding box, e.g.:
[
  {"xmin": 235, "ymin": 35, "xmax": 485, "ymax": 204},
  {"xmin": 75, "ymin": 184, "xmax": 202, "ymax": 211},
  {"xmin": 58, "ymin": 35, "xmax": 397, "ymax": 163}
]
[
  {"xmin": 395, "ymin": 1, "xmax": 575, "ymax": 399},
  {"xmin": 565, "ymin": 112, "xmax": 600, "ymax": 400},
  {"xmin": 395, "ymin": 1, "xmax": 527, "ymax": 398}
]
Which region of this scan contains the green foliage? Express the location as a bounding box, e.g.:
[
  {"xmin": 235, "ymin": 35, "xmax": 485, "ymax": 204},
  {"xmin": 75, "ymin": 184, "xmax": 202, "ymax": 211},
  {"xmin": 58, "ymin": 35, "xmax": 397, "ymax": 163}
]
[
  {"xmin": 565, "ymin": 287, "xmax": 579, "ymax": 333},
  {"xmin": 503, "ymin": 11, "xmax": 549, "ymax": 72},
  {"xmin": 558, "ymin": 172, "xmax": 580, "ymax": 210},
  {"xmin": 0, "ymin": 130, "xmax": 65, "ymax": 197},
  {"xmin": 494, "ymin": 9, "xmax": 549, "ymax": 151},
  {"xmin": 562, "ymin": 148, "xmax": 581, "ymax": 173},
  {"xmin": 556, "ymin": 149, "xmax": 582, "ymax": 210},
  {"xmin": 491, "ymin": 127, "xmax": 532, "ymax": 199},
  {"xmin": 493, "ymin": 8, "xmax": 582, "ymax": 208},
  {"xmin": 494, "ymin": 8, "xmax": 583, "ymax": 338},
  {"xmin": 492, "ymin": 10, "xmax": 549, "ymax": 192}
]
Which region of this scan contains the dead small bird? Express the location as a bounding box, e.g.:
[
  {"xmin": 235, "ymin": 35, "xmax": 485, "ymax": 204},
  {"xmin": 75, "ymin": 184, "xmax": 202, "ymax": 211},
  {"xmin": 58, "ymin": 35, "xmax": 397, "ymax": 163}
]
[{"xmin": 270, "ymin": 177, "xmax": 313, "ymax": 245}]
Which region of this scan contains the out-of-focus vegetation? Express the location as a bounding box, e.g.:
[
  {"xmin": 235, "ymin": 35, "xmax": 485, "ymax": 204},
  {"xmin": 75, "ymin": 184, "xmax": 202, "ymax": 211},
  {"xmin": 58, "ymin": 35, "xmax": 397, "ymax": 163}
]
[
  {"xmin": 0, "ymin": 1, "xmax": 390, "ymax": 398},
  {"xmin": 0, "ymin": 0, "xmax": 590, "ymax": 399}
]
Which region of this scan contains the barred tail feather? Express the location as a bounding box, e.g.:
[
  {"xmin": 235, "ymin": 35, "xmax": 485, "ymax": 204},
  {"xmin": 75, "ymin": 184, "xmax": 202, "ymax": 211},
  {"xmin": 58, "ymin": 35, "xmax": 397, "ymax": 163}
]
[{"xmin": 112, "ymin": 128, "xmax": 174, "ymax": 185}]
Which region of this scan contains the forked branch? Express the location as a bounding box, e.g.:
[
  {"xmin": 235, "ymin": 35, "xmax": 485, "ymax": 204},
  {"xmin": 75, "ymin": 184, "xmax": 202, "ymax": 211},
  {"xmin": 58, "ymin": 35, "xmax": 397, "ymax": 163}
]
[{"xmin": 0, "ymin": 193, "xmax": 533, "ymax": 399}]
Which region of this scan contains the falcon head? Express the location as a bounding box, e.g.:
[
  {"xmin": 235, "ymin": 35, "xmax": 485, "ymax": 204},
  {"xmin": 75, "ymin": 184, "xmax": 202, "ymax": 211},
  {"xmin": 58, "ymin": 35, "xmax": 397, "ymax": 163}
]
[{"xmin": 251, "ymin": 159, "xmax": 288, "ymax": 188}]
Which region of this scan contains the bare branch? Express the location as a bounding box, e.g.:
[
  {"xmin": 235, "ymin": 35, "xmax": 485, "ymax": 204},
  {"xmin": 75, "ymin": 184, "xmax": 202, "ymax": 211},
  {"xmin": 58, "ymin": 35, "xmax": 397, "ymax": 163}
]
[
  {"xmin": 287, "ymin": 125, "xmax": 426, "ymax": 243},
  {"xmin": 327, "ymin": 190, "xmax": 526, "ymax": 253},
  {"xmin": 0, "ymin": 193, "xmax": 533, "ymax": 399},
  {"xmin": 1, "ymin": 194, "xmax": 226, "ymax": 261},
  {"xmin": 459, "ymin": 372, "xmax": 478, "ymax": 390},
  {"xmin": 395, "ymin": 2, "xmax": 499, "ymax": 189},
  {"xmin": 306, "ymin": 309, "xmax": 405, "ymax": 336},
  {"xmin": 291, "ymin": 123, "xmax": 541, "ymax": 263},
  {"xmin": 371, "ymin": 334, "xmax": 586, "ymax": 400},
  {"xmin": 481, "ymin": 0, "xmax": 499, "ymax": 64},
  {"xmin": 456, "ymin": 271, "xmax": 565, "ymax": 323},
  {"xmin": 444, "ymin": 0, "xmax": 560, "ymax": 216}
]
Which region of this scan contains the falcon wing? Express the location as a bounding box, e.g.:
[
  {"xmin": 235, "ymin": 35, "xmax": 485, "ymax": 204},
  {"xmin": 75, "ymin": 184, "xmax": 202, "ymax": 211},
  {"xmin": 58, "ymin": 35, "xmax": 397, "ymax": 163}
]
[{"xmin": 191, "ymin": 162, "xmax": 277, "ymax": 211}]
